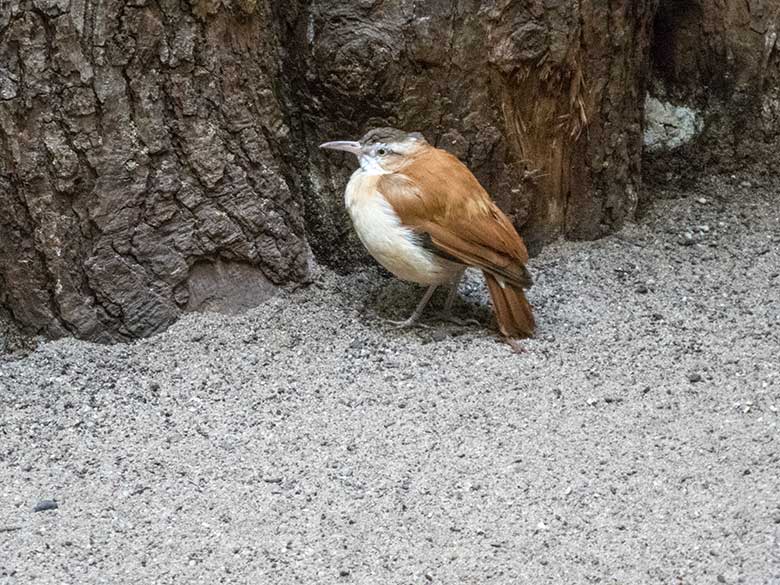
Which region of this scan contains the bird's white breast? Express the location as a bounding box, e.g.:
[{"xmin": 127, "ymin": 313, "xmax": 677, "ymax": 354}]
[{"xmin": 344, "ymin": 169, "xmax": 460, "ymax": 285}]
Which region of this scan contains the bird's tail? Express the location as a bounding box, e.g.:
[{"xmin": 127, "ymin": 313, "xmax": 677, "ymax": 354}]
[{"xmin": 484, "ymin": 272, "xmax": 535, "ymax": 338}]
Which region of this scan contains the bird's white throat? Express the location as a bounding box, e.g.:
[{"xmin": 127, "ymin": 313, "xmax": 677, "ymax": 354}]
[{"xmin": 358, "ymin": 154, "xmax": 389, "ymax": 175}]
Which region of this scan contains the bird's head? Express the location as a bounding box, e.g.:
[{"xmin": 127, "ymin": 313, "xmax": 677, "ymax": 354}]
[{"xmin": 319, "ymin": 127, "xmax": 428, "ymax": 174}]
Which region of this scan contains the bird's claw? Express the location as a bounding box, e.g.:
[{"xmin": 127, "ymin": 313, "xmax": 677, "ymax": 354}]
[
  {"xmin": 507, "ymin": 338, "xmax": 527, "ymax": 353},
  {"xmin": 384, "ymin": 318, "xmax": 431, "ymax": 330},
  {"xmin": 434, "ymin": 312, "xmax": 481, "ymax": 327}
]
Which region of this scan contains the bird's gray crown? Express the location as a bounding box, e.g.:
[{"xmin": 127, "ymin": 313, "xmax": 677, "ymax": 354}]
[{"xmin": 360, "ymin": 127, "xmax": 426, "ymax": 145}]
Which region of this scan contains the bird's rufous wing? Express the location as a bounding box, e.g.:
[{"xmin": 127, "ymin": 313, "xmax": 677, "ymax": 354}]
[{"xmin": 378, "ymin": 147, "xmax": 532, "ymax": 288}]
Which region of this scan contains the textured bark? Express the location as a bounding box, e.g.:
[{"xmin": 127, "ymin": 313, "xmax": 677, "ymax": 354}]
[
  {"xmin": 1, "ymin": 0, "xmax": 677, "ymax": 341},
  {"xmin": 646, "ymin": 0, "xmax": 780, "ymax": 181},
  {"xmin": 0, "ymin": 0, "xmax": 310, "ymax": 341},
  {"xmin": 276, "ymin": 0, "xmax": 659, "ymax": 266}
]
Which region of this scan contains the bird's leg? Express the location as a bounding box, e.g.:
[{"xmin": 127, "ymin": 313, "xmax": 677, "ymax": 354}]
[
  {"xmin": 442, "ymin": 277, "xmax": 460, "ymax": 314},
  {"xmin": 386, "ymin": 284, "xmax": 438, "ymax": 329},
  {"xmin": 436, "ymin": 273, "xmax": 481, "ymax": 326}
]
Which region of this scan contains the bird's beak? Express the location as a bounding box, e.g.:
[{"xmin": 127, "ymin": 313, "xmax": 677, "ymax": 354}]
[{"xmin": 319, "ymin": 141, "xmax": 362, "ymax": 155}]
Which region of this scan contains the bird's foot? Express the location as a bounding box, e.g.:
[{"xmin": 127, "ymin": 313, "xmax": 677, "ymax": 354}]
[
  {"xmin": 434, "ymin": 312, "xmax": 481, "ymax": 327},
  {"xmin": 507, "ymin": 338, "xmax": 527, "ymax": 353},
  {"xmin": 384, "ymin": 317, "xmax": 431, "ymax": 330}
]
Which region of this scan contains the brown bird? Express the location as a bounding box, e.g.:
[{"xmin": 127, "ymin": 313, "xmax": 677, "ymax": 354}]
[{"xmin": 320, "ymin": 127, "xmax": 534, "ymax": 341}]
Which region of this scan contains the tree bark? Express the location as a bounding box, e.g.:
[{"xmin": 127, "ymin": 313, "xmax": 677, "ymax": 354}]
[
  {"xmin": 0, "ymin": 0, "xmax": 310, "ymax": 341},
  {"xmin": 276, "ymin": 0, "xmax": 658, "ymax": 265},
  {"xmin": 645, "ymin": 0, "xmax": 780, "ymax": 181}
]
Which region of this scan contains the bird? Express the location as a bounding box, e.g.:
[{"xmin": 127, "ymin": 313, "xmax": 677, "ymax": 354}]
[{"xmin": 320, "ymin": 127, "xmax": 534, "ymax": 342}]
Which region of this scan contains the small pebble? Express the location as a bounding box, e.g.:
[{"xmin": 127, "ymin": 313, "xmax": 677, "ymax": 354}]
[
  {"xmin": 679, "ymin": 233, "xmax": 695, "ymax": 246},
  {"xmin": 688, "ymin": 373, "xmax": 702, "ymax": 383},
  {"xmin": 696, "ymin": 197, "xmax": 707, "ymax": 204},
  {"xmin": 635, "ymin": 285, "xmax": 649, "ymax": 294},
  {"xmin": 33, "ymin": 499, "xmax": 58, "ymax": 512},
  {"xmin": 339, "ymin": 569, "xmax": 350, "ymax": 577}
]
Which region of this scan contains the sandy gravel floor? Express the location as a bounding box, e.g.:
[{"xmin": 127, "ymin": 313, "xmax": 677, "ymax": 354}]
[{"xmin": 1, "ymin": 175, "xmax": 779, "ymax": 584}]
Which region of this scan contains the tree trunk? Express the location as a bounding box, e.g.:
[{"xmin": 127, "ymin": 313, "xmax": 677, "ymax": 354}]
[
  {"xmin": 644, "ymin": 0, "xmax": 780, "ymax": 181},
  {"xmin": 0, "ymin": 0, "xmax": 311, "ymax": 341},
  {"xmin": 276, "ymin": 0, "xmax": 658, "ymax": 265},
  {"xmin": 6, "ymin": 0, "xmax": 768, "ymax": 342}
]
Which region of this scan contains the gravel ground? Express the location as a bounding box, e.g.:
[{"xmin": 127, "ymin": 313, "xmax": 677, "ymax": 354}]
[{"xmin": 1, "ymin": 175, "xmax": 779, "ymax": 584}]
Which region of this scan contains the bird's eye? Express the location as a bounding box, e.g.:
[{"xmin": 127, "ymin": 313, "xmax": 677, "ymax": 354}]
[{"xmin": 377, "ymin": 148, "xmax": 387, "ymax": 156}]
